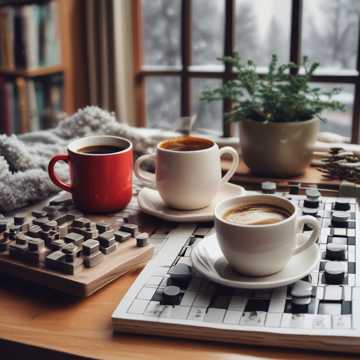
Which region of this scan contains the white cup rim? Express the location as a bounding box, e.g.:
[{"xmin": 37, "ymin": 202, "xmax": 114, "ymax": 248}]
[
  {"xmin": 68, "ymin": 135, "xmax": 132, "ymax": 156},
  {"xmin": 215, "ymin": 194, "xmax": 297, "ymax": 228},
  {"xmin": 157, "ymin": 135, "xmax": 216, "ymax": 154}
]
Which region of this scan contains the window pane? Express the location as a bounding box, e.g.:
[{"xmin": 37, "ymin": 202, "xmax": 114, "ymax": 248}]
[
  {"xmin": 192, "ymin": 0, "xmax": 224, "ymax": 68},
  {"xmin": 312, "ymin": 83, "xmax": 354, "ymax": 139},
  {"xmin": 191, "ymin": 79, "xmax": 223, "ymax": 135},
  {"xmin": 303, "ymin": 0, "xmax": 359, "ymax": 73},
  {"xmin": 142, "ymin": 0, "xmax": 181, "ymax": 66},
  {"xmin": 235, "ymin": 0, "xmax": 291, "ymax": 68},
  {"xmin": 145, "ymin": 77, "xmax": 180, "ymax": 129}
]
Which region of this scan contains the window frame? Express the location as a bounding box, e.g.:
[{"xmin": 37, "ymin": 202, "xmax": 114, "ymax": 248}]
[{"xmin": 132, "ymin": 0, "xmax": 360, "ymax": 143}]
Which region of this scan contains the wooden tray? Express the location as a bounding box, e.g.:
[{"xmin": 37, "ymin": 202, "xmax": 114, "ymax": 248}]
[
  {"xmin": 0, "ymin": 195, "xmax": 154, "ymax": 297},
  {"xmin": 222, "ymin": 159, "xmax": 339, "ymax": 189}
]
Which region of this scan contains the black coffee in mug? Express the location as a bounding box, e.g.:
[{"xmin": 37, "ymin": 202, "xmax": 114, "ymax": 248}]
[{"xmin": 78, "ymin": 145, "xmax": 125, "ymax": 154}]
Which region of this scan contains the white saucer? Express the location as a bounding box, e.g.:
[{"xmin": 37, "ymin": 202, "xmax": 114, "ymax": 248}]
[
  {"xmin": 137, "ymin": 182, "xmax": 245, "ymax": 223},
  {"xmin": 191, "ymin": 234, "xmax": 320, "ymax": 289}
]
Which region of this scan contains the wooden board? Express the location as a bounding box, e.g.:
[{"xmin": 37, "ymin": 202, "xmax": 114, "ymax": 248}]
[
  {"xmin": 223, "ymin": 159, "xmax": 340, "ymax": 189},
  {"xmin": 112, "ymin": 192, "xmax": 360, "ymax": 355},
  {"xmin": 0, "ymin": 195, "xmax": 154, "ymax": 297},
  {"xmin": 0, "ymin": 238, "xmax": 153, "ymax": 297},
  {"xmin": 114, "ymin": 318, "xmax": 360, "ymax": 354}
]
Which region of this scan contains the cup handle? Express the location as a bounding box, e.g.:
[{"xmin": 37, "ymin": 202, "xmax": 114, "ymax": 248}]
[
  {"xmin": 294, "ymin": 215, "xmax": 320, "ymax": 255},
  {"xmin": 219, "ymin": 146, "xmax": 239, "ymax": 183},
  {"xmin": 48, "ymin": 154, "xmax": 73, "ymax": 192},
  {"xmin": 134, "ymin": 153, "xmax": 156, "ymax": 189}
]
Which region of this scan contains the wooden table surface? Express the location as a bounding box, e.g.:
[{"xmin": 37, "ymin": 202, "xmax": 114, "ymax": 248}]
[
  {"xmin": 0, "ymin": 170, "xmax": 357, "ymax": 360},
  {"xmin": 0, "ymin": 268, "xmax": 359, "ymax": 360},
  {"xmin": 224, "ymin": 160, "xmax": 339, "ymax": 188}
]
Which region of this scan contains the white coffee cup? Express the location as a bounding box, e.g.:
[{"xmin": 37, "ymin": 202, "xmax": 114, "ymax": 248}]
[
  {"xmin": 134, "ymin": 136, "xmax": 239, "ymax": 210},
  {"xmin": 215, "ymin": 195, "xmax": 321, "ymax": 276}
]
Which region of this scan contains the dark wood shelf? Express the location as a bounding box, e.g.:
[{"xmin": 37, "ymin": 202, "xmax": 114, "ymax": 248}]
[
  {"xmin": 0, "ymin": 0, "xmax": 49, "ymax": 6},
  {"xmin": 0, "ymin": 65, "xmax": 64, "ymax": 77}
]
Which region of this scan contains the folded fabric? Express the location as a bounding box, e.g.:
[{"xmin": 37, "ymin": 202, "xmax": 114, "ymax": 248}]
[{"xmin": 0, "ymin": 106, "xmax": 177, "ymax": 214}]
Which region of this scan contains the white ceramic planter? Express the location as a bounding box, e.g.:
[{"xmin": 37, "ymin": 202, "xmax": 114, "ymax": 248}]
[{"xmin": 239, "ymin": 118, "xmax": 320, "ymax": 177}]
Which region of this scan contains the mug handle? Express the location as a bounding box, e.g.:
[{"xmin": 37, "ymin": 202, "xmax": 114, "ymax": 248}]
[
  {"xmin": 219, "ymin": 146, "xmax": 240, "ymax": 183},
  {"xmin": 134, "ymin": 153, "xmax": 156, "ymax": 189},
  {"xmin": 48, "ymin": 154, "xmax": 73, "ymax": 192},
  {"xmin": 294, "ymin": 215, "xmax": 320, "ymax": 255}
]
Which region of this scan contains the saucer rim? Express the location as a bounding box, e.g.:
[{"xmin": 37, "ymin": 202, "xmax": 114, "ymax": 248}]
[
  {"xmin": 191, "ymin": 234, "xmax": 321, "ymax": 289},
  {"xmin": 137, "ymin": 182, "xmax": 245, "ymax": 223}
]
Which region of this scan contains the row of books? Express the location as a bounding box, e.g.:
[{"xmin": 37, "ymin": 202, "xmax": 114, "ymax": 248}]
[
  {"xmin": 0, "ymin": 1, "xmax": 61, "ymax": 70},
  {"xmin": 0, "ymin": 74, "xmax": 63, "ymax": 134}
]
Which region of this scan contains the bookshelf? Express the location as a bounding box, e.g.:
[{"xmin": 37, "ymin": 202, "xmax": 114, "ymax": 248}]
[{"xmin": 0, "ymin": 0, "xmax": 88, "ymax": 134}]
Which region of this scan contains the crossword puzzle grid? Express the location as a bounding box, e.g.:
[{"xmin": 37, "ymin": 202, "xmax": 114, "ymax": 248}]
[{"xmin": 112, "ymin": 194, "xmax": 360, "ymax": 352}]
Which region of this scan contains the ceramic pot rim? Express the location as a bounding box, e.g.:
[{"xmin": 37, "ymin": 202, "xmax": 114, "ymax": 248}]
[{"xmin": 241, "ymin": 117, "xmax": 319, "ymax": 127}]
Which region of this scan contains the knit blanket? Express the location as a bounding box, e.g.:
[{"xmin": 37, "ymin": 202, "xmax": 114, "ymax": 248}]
[{"xmin": 0, "ymin": 106, "xmax": 177, "ymax": 213}]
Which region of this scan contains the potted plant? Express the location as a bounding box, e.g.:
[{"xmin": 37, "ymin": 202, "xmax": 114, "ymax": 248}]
[{"xmin": 201, "ymin": 54, "xmax": 345, "ymax": 177}]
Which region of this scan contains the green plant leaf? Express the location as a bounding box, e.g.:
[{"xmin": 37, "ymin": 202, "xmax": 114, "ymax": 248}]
[{"xmin": 201, "ymin": 54, "xmax": 345, "ymax": 123}]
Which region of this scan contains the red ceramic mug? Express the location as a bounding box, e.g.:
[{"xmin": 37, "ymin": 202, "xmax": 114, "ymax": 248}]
[{"xmin": 48, "ymin": 135, "xmax": 133, "ymax": 213}]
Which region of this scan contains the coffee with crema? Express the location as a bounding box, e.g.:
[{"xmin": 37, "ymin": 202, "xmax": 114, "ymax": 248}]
[
  {"xmin": 223, "ymin": 204, "xmax": 291, "ymax": 225},
  {"xmin": 160, "ymin": 136, "xmax": 214, "ymax": 152}
]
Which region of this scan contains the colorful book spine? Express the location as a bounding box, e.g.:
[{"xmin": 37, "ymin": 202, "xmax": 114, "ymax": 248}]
[
  {"xmin": 23, "ymin": 5, "xmax": 40, "ymax": 69},
  {"xmin": 44, "ymin": 1, "xmax": 61, "ymax": 66},
  {"xmin": 48, "ymin": 73, "xmax": 63, "ymax": 112},
  {"xmin": 34, "ymin": 79, "xmax": 44, "ymax": 128},
  {"xmin": 0, "ymin": 7, "xmax": 15, "ymax": 69},
  {"xmin": 27, "ymin": 80, "xmax": 39, "ymax": 131},
  {"xmin": 16, "ymin": 77, "xmax": 29, "ymax": 133},
  {"xmin": 14, "ymin": 6, "xmax": 26, "ymax": 68},
  {"xmin": 7, "ymin": 81, "xmax": 16, "ymax": 134},
  {"xmin": 0, "ymin": 77, "xmax": 10, "ymax": 134}
]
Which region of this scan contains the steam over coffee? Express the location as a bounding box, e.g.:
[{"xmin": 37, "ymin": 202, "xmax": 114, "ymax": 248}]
[{"xmin": 223, "ymin": 204, "xmax": 291, "ymax": 225}]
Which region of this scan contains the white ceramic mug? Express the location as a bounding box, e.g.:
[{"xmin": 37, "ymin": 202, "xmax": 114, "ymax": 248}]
[
  {"xmin": 215, "ymin": 195, "xmax": 321, "ymax": 276},
  {"xmin": 134, "ymin": 136, "xmax": 239, "ymax": 210}
]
